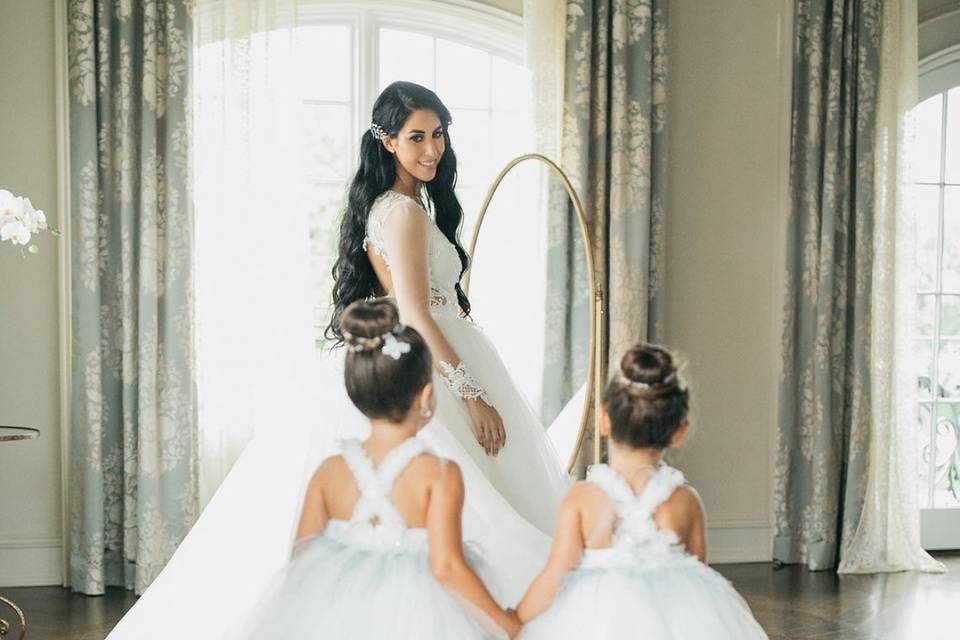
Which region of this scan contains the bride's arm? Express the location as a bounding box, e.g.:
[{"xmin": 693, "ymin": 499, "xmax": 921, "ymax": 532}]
[{"xmin": 383, "ymin": 203, "xmax": 505, "ymax": 456}]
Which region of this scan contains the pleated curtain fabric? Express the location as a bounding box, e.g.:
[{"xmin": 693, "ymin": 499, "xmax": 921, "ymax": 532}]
[
  {"xmin": 775, "ymin": 0, "xmax": 884, "ymax": 571},
  {"xmin": 547, "ymin": 0, "xmax": 668, "ymax": 459},
  {"xmin": 66, "ymin": 0, "xmax": 197, "ymax": 594},
  {"xmin": 776, "ymin": 0, "xmax": 946, "ymax": 574}
]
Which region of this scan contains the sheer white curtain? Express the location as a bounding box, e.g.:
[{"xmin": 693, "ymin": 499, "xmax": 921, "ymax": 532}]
[
  {"xmin": 520, "ymin": 0, "xmax": 593, "ymax": 471},
  {"xmin": 838, "ymin": 0, "xmax": 944, "ymax": 574},
  {"xmin": 523, "ymin": 0, "xmax": 564, "ymax": 160},
  {"xmin": 193, "ymin": 0, "xmax": 318, "ymax": 505}
]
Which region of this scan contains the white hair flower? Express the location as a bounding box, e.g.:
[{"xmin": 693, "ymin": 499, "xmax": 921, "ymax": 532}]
[{"xmin": 381, "ymin": 333, "xmax": 411, "ymax": 360}]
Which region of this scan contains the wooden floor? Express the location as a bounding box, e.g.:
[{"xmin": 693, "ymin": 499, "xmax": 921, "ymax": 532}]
[
  {"xmin": 720, "ymin": 552, "xmax": 960, "ymax": 640},
  {"xmin": 2, "ymin": 552, "xmax": 957, "ymax": 639}
]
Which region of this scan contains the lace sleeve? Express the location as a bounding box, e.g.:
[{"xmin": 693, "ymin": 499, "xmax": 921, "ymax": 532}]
[
  {"xmin": 364, "ymin": 193, "xmax": 422, "ymax": 269},
  {"xmin": 379, "ymin": 196, "xmax": 491, "ymax": 407},
  {"xmin": 439, "ymin": 361, "xmax": 491, "ymax": 404}
]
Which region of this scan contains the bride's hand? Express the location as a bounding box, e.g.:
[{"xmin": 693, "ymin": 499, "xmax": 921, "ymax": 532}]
[{"xmin": 465, "ymin": 397, "xmax": 506, "ymax": 456}]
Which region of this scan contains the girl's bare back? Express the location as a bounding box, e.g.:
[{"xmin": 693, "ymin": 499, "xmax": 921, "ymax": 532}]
[{"xmin": 316, "ymin": 448, "xmax": 445, "ymax": 529}]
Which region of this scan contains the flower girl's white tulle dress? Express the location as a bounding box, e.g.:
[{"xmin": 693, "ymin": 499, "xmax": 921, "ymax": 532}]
[
  {"xmin": 106, "ymin": 191, "xmax": 568, "ymax": 639},
  {"xmin": 240, "ymin": 438, "xmax": 506, "ymax": 640},
  {"xmin": 520, "ymin": 464, "xmax": 768, "ymax": 640}
]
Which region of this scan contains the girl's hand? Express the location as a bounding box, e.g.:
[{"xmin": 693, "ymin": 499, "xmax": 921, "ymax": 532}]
[
  {"xmin": 503, "ymin": 608, "xmax": 522, "ymax": 638},
  {"xmin": 465, "ymin": 397, "xmax": 506, "ymax": 456}
]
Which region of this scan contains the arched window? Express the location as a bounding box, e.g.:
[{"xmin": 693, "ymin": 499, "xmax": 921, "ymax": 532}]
[
  {"xmin": 294, "ymin": 2, "xmax": 533, "ymax": 336},
  {"xmin": 191, "ymin": 1, "xmax": 537, "ymax": 501},
  {"xmin": 914, "ymin": 50, "xmax": 960, "ymax": 547}
]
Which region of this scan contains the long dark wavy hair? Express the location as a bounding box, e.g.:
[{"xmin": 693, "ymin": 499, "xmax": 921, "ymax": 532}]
[{"xmin": 326, "ymin": 81, "xmax": 472, "ymax": 344}]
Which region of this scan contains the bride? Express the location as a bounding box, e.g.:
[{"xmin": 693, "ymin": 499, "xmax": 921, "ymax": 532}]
[{"xmin": 106, "ymin": 81, "xmax": 568, "ymax": 639}]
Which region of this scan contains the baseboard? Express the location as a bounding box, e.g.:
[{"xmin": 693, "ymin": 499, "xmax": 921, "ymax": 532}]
[
  {"xmin": 706, "ymin": 520, "xmax": 772, "ymax": 565},
  {"xmin": 0, "ymin": 538, "xmax": 63, "ymax": 587},
  {"xmin": 921, "ymin": 508, "xmax": 960, "ymax": 550}
]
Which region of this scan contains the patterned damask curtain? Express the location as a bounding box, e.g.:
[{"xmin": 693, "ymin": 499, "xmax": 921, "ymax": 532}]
[
  {"xmin": 545, "ymin": 0, "xmax": 668, "ymax": 455},
  {"xmin": 67, "ymin": 0, "xmax": 197, "ymax": 595},
  {"xmin": 775, "ymin": 0, "xmax": 884, "ymax": 571}
]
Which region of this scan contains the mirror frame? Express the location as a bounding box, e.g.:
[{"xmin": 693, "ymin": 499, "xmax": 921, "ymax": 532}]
[{"xmin": 463, "ymin": 153, "xmax": 606, "ymax": 474}]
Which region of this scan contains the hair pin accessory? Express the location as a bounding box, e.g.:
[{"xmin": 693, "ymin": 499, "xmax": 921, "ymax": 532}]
[
  {"xmin": 381, "ymin": 333, "xmax": 411, "ymax": 360},
  {"xmin": 370, "ymin": 123, "xmax": 387, "ymax": 141},
  {"xmin": 618, "ymin": 370, "xmax": 689, "ymax": 392},
  {"xmin": 343, "ymin": 325, "xmax": 410, "ymax": 359}
]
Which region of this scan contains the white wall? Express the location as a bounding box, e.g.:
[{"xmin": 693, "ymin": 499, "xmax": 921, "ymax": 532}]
[
  {"xmin": 475, "ymin": 0, "xmax": 521, "ymax": 15},
  {"xmin": 919, "ymin": 0, "xmax": 960, "ymax": 61},
  {"xmin": 662, "ymin": 0, "xmax": 792, "ymax": 563},
  {"xmin": 0, "ymin": 0, "xmax": 62, "ymax": 586}
]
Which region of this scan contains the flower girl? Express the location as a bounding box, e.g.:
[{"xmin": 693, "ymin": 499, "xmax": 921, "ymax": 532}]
[
  {"xmin": 243, "ymin": 299, "xmax": 519, "ymax": 639},
  {"xmin": 516, "ymin": 343, "xmax": 768, "ymax": 639}
]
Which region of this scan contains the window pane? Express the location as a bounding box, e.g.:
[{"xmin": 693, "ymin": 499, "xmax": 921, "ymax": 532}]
[
  {"xmin": 491, "ymin": 110, "xmax": 535, "ymax": 168},
  {"xmin": 302, "ymin": 104, "xmax": 351, "ymax": 181},
  {"xmin": 311, "ymin": 254, "xmax": 337, "ymax": 339},
  {"xmin": 917, "ymin": 338, "xmax": 934, "ymax": 400},
  {"xmin": 932, "ymin": 403, "xmax": 960, "ymax": 509},
  {"xmin": 492, "ymin": 56, "xmax": 531, "ymax": 111},
  {"xmin": 939, "ymin": 294, "xmax": 959, "ymax": 335},
  {"xmin": 297, "ymin": 26, "xmax": 351, "ymax": 102},
  {"xmin": 457, "ymin": 185, "xmax": 487, "ymax": 235},
  {"xmin": 919, "ymin": 402, "xmax": 933, "ymax": 508},
  {"xmin": 304, "ymin": 182, "xmax": 346, "ymax": 257},
  {"xmin": 915, "ymin": 184, "xmax": 940, "ymax": 291},
  {"xmin": 311, "ymin": 255, "xmax": 336, "ymax": 305},
  {"xmin": 914, "ymin": 94, "xmax": 943, "ymax": 183},
  {"xmin": 380, "ymin": 29, "xmax": 435, "ymax": 91},
  {"xmin": 918, "ymin": 294, "xmax": 936, "ymax": 336},
  {"xmin": 937, "ymin": 335, "xmax": 960, "ymax": 399},
  {"xmin": 437, "ymin": 39, "xmax": 490, "ymax": 109},
  {"xmin": 946, "ymin": 88, "xmax": 960, "ymax": 184},
  {"xmin": 943, "ymin": 187, "xmax": 960, "ymax": 292},
  {"xmin": 449, "ymin": 109, "xmax": 491, "ymax": 186}
]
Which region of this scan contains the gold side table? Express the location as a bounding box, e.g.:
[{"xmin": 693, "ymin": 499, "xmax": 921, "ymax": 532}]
[{"xmin": 0, "ymin": 426, "xmax": 39, "ymax": 640}]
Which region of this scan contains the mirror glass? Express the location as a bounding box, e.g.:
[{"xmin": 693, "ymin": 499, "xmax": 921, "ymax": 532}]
[{"xmin": 465, "ymin": 159, "xmax": 592, "ymax": 469}]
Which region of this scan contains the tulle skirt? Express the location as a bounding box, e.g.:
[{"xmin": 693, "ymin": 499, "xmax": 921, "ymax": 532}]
[
  {"xmin": 240, "ymin": 533, "xmax": 507, "ymax": 640},
  {"xmin": 519, "ymin": 556, "xmax": 769, "ymax": 640},
  {"xmin": 106, "ymin": 314, "xmax": 568, "ymax": 639}
]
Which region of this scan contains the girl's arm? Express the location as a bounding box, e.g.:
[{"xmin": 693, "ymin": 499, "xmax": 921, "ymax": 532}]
[
  {"xmin": 654, "ymin": 485, "xmax": 707, "ymax": 563},
  {"xmin": 679, "ymin": 486, "xmax": 707, "ymax": 562},
  {"xmin": 294, "ymin": 465, "xmax": 330, "ymax": 548},
  {"xmin": 426, "ymin": 461, "xmax": 521, "ymax": 638},
  {"xmin": 516, "ymin": 487, "xmax": 586, "ymax": 623},
  {"xmin": 382, "ymin": 203, "xmax": 505, "ymax": 456}
]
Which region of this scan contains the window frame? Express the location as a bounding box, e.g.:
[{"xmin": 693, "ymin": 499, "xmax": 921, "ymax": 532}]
[
  {"xmin": 916, "ymin": 49, "xmax": 960, "ymax": 549},
  {"xmin": 298, "ymin": 0, "xmax": 524, "ymax": 136},
  {"xmin": 295, "ymin": 1, "xmax": 527, "ymax": 337}
]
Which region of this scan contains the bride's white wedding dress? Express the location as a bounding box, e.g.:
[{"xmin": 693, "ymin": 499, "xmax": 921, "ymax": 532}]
[{"xmin": 106, "ymin": 190, "xmax": 569, "ymax": 639}]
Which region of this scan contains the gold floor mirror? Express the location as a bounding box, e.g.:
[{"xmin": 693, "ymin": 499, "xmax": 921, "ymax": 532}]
[{"xmin": 463, "ymin": 154, "xmax": 606, "ymax": 474}]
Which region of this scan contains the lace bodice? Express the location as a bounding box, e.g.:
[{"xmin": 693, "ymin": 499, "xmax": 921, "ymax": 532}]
[
  {"xmin": 364, "ymin": 190, "xmax": 463, "ymax": 318},
  {"xmin": 324, "ymin": 438, "xmax": 431, "ymax": 552},
  {"xmin": 579, "ymin": 463, "xmax": 692, "ymax": 569}
]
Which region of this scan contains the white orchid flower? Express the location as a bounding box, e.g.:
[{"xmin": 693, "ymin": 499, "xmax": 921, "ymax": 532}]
[
  {"xmin": 2, "ymin": 188, "xmax": 56, "ymax": 252},
  {"xmin": 0, "ymin": 189, "xmax": 16, "ymax": 216},
  {"xmin": 0, "ymin": 190, "xmax": 24, "ymax": 223},
  {"xmin": 22, "ymin": 198, "xmax": 47, "ymax": 231},
  {"xmin": 1, "ymin": 219, "xmax": 31, "ymax": 245}
]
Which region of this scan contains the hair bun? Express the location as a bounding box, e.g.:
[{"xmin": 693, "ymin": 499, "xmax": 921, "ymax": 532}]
[
  {"xmin": 620, "ymin": 344, "xmax": 675, "ymax": 386},
  {"xmin": 604, "ymin": 342, "xmax": 690, "ymax": 450},
  {"xmin": 340, "ymin": 299, "xmax": 400, "ymax": 351}
]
